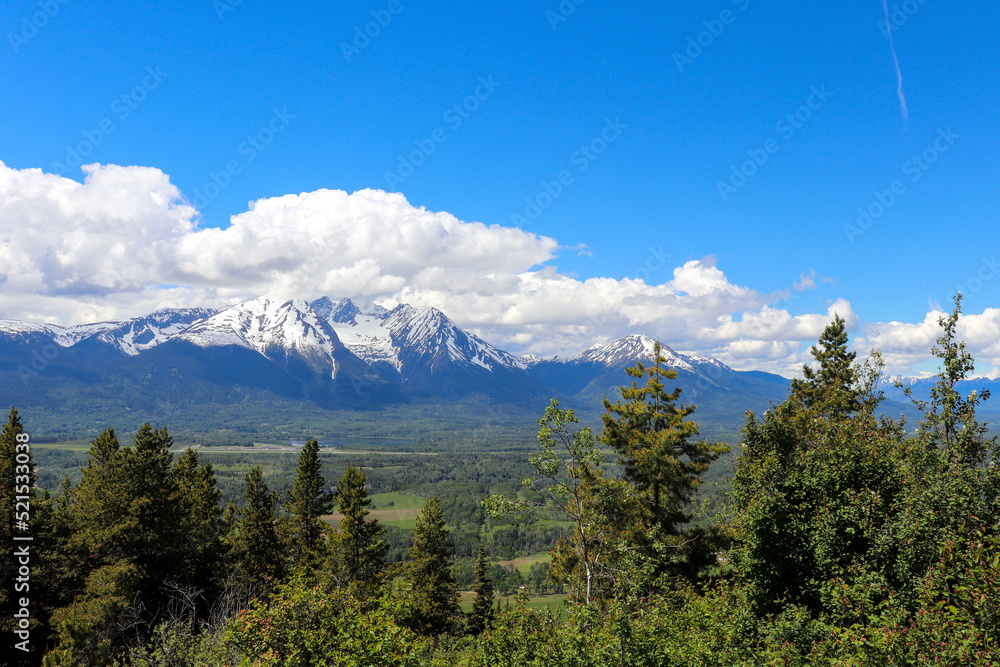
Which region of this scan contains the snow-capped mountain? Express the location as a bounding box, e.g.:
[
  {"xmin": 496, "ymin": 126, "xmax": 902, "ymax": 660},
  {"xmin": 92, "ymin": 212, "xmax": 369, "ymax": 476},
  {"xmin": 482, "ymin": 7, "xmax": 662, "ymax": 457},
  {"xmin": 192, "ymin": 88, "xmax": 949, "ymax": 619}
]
[
  {"xmin": 177, "ymin": 298, "xmax": 362, "ymax": 377},
  {"xmin": 87, "ymin": 308, "xmax": 217, "ymax": 356},
  {"xmin": 573, "ymin": 334, "xmax": 732, "ymax": 374},
  {"xmin": 0, "ymin": 296, "xmax": 793, "ymax": 424},
  {"xmin": 312, "ymin": 297, "xmax": 527, "ymax": 382},
  {"xmin": 0, "ymin": 319, "xmax": 121, "ymax": 348}
]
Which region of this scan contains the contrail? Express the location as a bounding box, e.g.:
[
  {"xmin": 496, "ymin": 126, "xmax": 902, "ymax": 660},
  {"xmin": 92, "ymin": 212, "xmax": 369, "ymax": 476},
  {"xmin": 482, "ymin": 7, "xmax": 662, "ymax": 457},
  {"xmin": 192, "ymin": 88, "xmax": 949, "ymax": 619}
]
[{"xmin": 882, "ymin": 0, "xmax": 909, "ymax": 123}]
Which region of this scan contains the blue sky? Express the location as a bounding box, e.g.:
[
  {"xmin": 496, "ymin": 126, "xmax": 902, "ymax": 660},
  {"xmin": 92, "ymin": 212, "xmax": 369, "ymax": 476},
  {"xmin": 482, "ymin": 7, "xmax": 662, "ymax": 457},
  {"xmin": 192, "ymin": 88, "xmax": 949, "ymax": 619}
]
[{"xmin": 1, "ymin": 0, "xmax": 998, "ymax": 376}]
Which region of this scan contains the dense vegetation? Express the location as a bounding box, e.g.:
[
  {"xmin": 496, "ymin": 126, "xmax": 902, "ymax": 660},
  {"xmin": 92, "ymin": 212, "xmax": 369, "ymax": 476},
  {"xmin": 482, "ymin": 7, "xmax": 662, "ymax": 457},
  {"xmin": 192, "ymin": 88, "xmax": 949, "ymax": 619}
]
[{"xmin": 3, "ymin": 296, "xmax": 998, "ymax": 665}]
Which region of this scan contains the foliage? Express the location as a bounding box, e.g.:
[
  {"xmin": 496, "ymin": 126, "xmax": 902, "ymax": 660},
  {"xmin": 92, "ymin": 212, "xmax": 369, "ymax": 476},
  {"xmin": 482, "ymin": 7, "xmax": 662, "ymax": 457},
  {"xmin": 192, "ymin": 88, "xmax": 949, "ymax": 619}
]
[
  {"xmin": 600, "ymin": 343, "xmax": 729, "ymax": 583},
  {"xmin": 228, "ymin": 466, "xmax": 284, "ymax": 590},
  {"xmin": 285, "ymin": 438, "xmax": 333, "ymax": 567},
  {"xmin": 328, "ymin": 463, "xmax": 388, "ymax": 598},
  {"xmin": 788, "ymin": 313, "xmax": 862, "ymax": 418},
  {"xmin": 223, "ymin": 576, "xmax": 423, "ymax": 667},
  {"xmin": 406, "ymin": 496, "xmax": 462, "ymax": 635},
  {"xmin": 18, "ymin": 295, "xmax": 1000, "ymax": 663},
  {"xmin": 467, "ymin": 545, "xmax": 495, "ymax": 635},
  {"xmin": 485, "ymin": 399, "xmax": 632, "ymax": 603}
]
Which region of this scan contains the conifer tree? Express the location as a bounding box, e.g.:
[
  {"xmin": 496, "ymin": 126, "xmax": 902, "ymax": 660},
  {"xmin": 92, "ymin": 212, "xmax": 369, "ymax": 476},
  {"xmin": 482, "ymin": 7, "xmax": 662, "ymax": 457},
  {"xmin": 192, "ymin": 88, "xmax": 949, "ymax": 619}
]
[
  {"xmin": 287, "ymin": 438, "xmax": 333, "ymax": 565},
  {"xmin": 69, "ymin": 428, "xmax": 127, "ymax": 565},
  {"xmin": 407, "ymin": 495, "xmax": 460, "ymax": 635},
  {"xmin": 467, "ymin": 544, "xmax": 495, "ymax": 635},
  {"xmin": 229, "ymin": 466, "xmax": 284, "ymax": 589},
  {"xmin": 329, "ymin": 464, "xmax": 387, "ymax": 596},
  {"xmin": 174, "ymin": 448, "xmax": 224, "ymax": 598},
  {"xmin": 789, "ymin": 313, "xmax": 861, "ymax": 418},
  {"xmin": 119, "ymin": 424, "xmax": 185, "ymax": 582},
  {"xmin": 600, "ymin": 342, "xmax": 727, "ymax": 574}
]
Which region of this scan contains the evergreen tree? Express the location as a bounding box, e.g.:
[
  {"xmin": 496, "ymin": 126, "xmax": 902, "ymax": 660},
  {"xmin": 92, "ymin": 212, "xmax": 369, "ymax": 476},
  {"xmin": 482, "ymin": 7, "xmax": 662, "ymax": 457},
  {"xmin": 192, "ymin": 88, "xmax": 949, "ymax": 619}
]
[
  {"xmin": 118, "ymin": 424, "xmax": 185, "ymax": 584},
  {"xmin": 600, "ymin": 342, "xmax": 727, "ymax": 578},
  {"xmin": 467, "ymin": 545, "xmax": 495, "ymax": 635},
  {"xmin": 329, "ymin": 464, "xmax": 388, "ymax": 597},
  {"xmin": 45, "ymin": 425, "xmax": 189, "ymax": 664},
  {"xmin": 407, "ymin": 496, "xmax": 461, "ymax": 635},
  {"xmin": 287, "ymin": 438, "xmax": 333, "ymax": 566},
  {"xmin": 174, "ymin": 448, "xmax": 224, "ymax": 608},
  {"xmin": 229, "ymin": 466, "xmax": 284, "ymax": 589},
  {"xmin": 789, "ymin": 314, "xmax": 862, "ymax": 418}
]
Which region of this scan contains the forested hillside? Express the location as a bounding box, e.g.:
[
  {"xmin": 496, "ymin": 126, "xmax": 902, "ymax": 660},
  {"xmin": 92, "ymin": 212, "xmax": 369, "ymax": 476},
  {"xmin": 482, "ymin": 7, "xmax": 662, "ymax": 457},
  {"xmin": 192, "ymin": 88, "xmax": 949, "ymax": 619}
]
[{"xmin": 3, "ymin": 297, "xmax": 998, "ymax": 665}]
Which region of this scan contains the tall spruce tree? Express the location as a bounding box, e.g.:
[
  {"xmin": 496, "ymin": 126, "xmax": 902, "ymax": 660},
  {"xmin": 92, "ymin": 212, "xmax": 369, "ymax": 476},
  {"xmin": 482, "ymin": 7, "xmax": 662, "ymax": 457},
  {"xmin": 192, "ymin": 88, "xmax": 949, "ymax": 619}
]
[
  {"xmin": 287, "ymin": 438, "xmax": 334, "ymax": 566},
  {"xmin": 600, "ymin": 342, "xmax": 727, "ymax": 577},
  {"xmin": 407, "ymin": 496, "xmax": 460, "ymax": 635},
  {"xmin": 46, "ymin": 425, "xmax": 189, "ymax": 665},
  {"xmin": 789, "ymin": 314, "xmax": 861, "ymax": 418},
  {"xmin": 174, "ymin": 448, "xmax": 224, "ymax": 601},
  {"xmin": 229, "ymin": 466, "xmax": 284, "ymax": 589},
  {"xmin": 467, "ymin": 545, "xmax": 495, "ymax": 635},
  {"xmin": 119, "ymin": 424, "xmax": 185, "ymax": 584},
  {"xmin": 330, "ymin": 464, "xmax": 387, "ymax": 597}
]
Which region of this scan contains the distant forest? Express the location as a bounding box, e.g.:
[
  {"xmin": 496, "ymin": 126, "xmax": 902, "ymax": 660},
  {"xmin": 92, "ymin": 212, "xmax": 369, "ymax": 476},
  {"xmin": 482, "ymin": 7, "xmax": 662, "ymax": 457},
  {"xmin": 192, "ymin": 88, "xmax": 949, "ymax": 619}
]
[{"xmin": 2, "ymin": 296, "xmax": 998, "ymax": 666}]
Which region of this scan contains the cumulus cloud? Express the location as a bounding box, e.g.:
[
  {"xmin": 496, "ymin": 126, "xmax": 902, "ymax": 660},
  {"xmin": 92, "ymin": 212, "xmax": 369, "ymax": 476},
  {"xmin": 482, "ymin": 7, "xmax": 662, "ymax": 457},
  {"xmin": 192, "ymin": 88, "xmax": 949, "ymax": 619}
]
[{"xmin": 2, "ymin": 161, "xmax": 990, "ymax": 377}]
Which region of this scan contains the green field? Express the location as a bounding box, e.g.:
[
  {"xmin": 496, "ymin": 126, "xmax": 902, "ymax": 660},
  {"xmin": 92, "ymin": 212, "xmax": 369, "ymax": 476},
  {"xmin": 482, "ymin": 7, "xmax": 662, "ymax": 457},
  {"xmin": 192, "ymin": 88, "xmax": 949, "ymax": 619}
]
[
  {"xmin": 323, "ymin": 491, "xmax": 426, "ymax": 530},
  {"xmin": 458, "ymin": 591, "xmax": 567, "ymax": 615},
  {"xmin": 499, "ymin": 552, "xmax": 551, "ymax": 575}
]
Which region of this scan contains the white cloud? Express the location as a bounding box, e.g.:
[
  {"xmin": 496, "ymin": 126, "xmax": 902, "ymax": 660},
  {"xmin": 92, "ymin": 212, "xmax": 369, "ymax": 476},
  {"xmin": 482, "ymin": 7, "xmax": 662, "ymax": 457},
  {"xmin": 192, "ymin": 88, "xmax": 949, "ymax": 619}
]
[{"xmin": 2, "ymin": 161, "xmax": 992, "ymax": 378}]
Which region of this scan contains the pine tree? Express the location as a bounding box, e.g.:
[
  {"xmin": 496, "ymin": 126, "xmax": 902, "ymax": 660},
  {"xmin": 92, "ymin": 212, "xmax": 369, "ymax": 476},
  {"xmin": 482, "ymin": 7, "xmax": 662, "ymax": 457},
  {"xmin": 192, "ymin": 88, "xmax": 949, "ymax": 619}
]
[
  {"xmin": 174, "ymin": 448, "xmax": 224, "ymax": 601},
  {"xmin": 69, "ymin": 428, "xmax": 128, "ymax": 566},
  {"xmin": 789, "ymin": 314, "xmax": 861, "ymax": 418},
  {"xmin": 229, "ymin": 466, "xmax": 284, "ymax": 589},
  {"xmin": 118, "ymin": 424, "xmax": 185, "ymax": 582},
  {"xmin": 600, "ymin": 342, "xmax": 727, "ymax": 574},
  {"xmin": 329, "ymin": 464, "xmax": 387, "ymax": 597},
  {"xmin": 408, "ymin": 496, "xmax": 460, "ymax": 635},
  {"xmin": 467, "ymin": 545, "xmax": 495, "ymax": 635},
  {"xmin": 287, "ymin": 438, "xmax": 333, "ymax": 565}
]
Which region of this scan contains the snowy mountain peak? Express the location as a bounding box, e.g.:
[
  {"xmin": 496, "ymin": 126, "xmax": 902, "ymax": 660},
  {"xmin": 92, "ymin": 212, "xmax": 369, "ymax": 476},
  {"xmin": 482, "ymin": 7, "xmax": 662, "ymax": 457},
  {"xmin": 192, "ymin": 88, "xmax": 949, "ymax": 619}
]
[
  {"xmin": 519, "ymin": 353, "xmax": 543, "ymax": 367},
  {"xmin": 576, "ymin": 334, "xmax": 675, "ymax": 365},
  {"xmin": 179, "ymin": 298, "xmax": 345, "ymax": 370},
  {"xmin": 573, "ymin": 334, "xmax": 731, "ymax": 373},
  {"xmin": 312, "ymin": 297, "xmax": 390, "ymax": 325},
  {"xmin": 307, "ymin": 296, "xmax": 525, "ymax": 375},
  {"xmin": 93, "ymin": 307, "xmax": 217, "ymax": 356}
]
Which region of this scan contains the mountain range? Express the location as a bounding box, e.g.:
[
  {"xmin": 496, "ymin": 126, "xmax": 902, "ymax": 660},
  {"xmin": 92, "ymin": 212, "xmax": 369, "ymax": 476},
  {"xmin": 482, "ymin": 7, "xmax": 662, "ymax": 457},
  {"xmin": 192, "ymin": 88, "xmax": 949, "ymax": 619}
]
[{"xmin": 3, "ymin": 296, "xmax": 989, "ymax": 441}]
